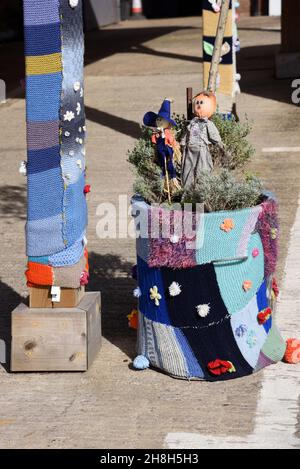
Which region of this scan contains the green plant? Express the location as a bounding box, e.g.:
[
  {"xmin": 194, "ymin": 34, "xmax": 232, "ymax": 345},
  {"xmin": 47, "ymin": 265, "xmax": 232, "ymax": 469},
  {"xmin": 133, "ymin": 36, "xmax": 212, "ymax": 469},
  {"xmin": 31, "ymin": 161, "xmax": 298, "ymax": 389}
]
[
  {"xmin": 211, "ymin": 114, "xmax": 255, "ymax": 170},
  {"xmin": 182, "ymin": 169, "xmax": 263, "ymax": 212},
  {"xmin": 127, "ymin": 130, "xmax": 165, "ymax": 204}
]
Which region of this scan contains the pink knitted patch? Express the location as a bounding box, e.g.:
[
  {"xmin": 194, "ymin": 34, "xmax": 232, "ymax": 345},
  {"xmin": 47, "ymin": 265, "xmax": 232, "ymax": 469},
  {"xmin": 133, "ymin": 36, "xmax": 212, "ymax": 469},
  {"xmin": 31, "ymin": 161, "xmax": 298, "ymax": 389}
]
[{"xmin": 255, "ymin": 199, "xmax": 279, "ymax": 277}]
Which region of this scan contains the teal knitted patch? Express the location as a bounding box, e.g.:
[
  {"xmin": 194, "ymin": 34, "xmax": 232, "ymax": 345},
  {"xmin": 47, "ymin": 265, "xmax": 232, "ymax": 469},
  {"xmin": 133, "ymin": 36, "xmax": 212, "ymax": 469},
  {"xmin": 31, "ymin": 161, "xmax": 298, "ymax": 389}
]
[
  {"xmin": 196, "ymin": 206, "xmax": 261, "ymax": 264},
  {"xmin": 261, "ymin": 323, "xmax": 286, "ymax": 362},
  {"xmin": 214, "ymin": 232, "xmax": 264, "ymax": 314}
]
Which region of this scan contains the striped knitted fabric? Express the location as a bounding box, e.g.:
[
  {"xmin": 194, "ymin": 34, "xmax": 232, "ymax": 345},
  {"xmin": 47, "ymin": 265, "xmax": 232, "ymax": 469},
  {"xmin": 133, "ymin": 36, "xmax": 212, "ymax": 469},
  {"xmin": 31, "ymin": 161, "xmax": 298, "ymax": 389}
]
[
  {"xmin": 202, "ymin": 0, "xmax": 238, "ymax": 97},
  {"xmin": 132, "ymin": 196, "xmax": 285, "ymax": 381},
  {"xmin": 24, "ymin": 0, "xmax": 88, "ymax": 288}
]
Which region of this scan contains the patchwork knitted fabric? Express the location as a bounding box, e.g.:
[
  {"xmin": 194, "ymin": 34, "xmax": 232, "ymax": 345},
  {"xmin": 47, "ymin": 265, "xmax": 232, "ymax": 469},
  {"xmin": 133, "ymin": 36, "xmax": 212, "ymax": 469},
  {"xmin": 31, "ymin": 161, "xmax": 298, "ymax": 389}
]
[
  {"xmin": 24, "ymin": 0, "xmax": 88, "ymax": 288},
  {"xmin": 132, "ymin": 196, "xmax": 286, "ymax": 381}
]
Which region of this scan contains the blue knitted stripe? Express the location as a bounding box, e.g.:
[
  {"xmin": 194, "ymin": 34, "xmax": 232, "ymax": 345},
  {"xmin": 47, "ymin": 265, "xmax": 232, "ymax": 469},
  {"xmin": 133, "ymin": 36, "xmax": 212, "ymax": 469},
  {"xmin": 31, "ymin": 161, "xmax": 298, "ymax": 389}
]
[
  {"xmin": 27, "ymin": 167, "xmax": 64, "ymax": 221},
  {"xmin": 64, "ymin": 173, "xmax": 87, "ymax": 247},
  {"xmin": 48, "ymin": 234, "xmax": 85, "ymax": 266},
  {"xmin": 256, "ymin": 279, "xmax": 272, "ymax": 334},
  {"xmin": 27, "ymin": 146, "xmax": 60, "ymax": 174},
  {"xmin": 24, "ymin": 23, "xmax": 61, "ymax": 56},
  {"xmin": 26, "ymin": 74, "xmax": 61, "ymax": 122},
  {"xmin": 174, "ymin": 328, "xmax": 204, "ymax": 378},
  {"xmin": 24, "ymin": 0, "xmax": 60, "ymax": 26},
  {"xmin": 26, "ymin": 214, "xmax": 65, "ymax": 257},
  {"xmin": 28, "ymin": 256, "xmax": 49, "ymax": 265}
]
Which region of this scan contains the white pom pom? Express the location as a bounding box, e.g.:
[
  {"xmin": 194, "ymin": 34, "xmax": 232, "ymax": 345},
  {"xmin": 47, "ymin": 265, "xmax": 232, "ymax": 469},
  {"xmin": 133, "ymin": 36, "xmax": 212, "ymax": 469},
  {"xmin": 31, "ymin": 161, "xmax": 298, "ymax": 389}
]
[
  {"xmin": 73, "ymin": 81, "xmax": 80, "ymax": 92},
  {"xmin": 69, "ymin": 0, "xmax": 78, "ymax": 8},
  {"xmin": 169, "ymin": 281, "xmax": 182, "ymax": 297},
  {"xmin": 19, "ymin": 161, "xmax": 27, "ymax": 176},
  {"xmin": 133, "ymin": 287, "xmax": 141, "ymax": 298},
  {"xmin": 170, "ymin": 234, "xmax": 180, "ymax": 244},
  {"xmin": 196, "ymin": 304, "xmax": 210, "ymax": 318}
]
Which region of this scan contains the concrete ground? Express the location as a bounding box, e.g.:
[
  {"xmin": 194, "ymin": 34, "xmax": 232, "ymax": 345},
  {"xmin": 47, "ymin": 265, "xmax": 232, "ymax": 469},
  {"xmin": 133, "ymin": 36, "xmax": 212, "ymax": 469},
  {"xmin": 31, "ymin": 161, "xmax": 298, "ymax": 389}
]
[{"xmin": 0, "ymin": 15, "xmax": 300, "ymax": 449}]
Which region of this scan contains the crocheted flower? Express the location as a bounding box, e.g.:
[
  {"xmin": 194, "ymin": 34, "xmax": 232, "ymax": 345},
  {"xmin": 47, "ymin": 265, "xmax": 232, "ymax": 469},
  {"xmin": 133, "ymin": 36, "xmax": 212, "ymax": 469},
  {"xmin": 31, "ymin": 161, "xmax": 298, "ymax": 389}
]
[
  {"xmin": 80, "ymin": 88, "xmax": 84, "ymax": 98},
  {"xmin": 64, "ymin": 131, "xmax": 70, "ymax": 137},
  {"xmin": 63, "ymin": 110, "xmax": 75, "ymax": 122},
  {"xmin": 243, "ymin": 280, "xmax": 252, "ymax": 292},
  {"xmin": 246, "ymin": 330, "xmax": 257, "ymax": 349},
  {"xmin": 207, "ymin": 359, "xmax": 236, "ymax": 376},
  {"xmin": 150, "ymin": 286, "xmax": 161, "ymax": 306},
  {"xmin": 127, "ymin": 309, "xmax": 138, "ymax": 330},
  {"xmin": 76, "ymin": 102, "xmax": 81, "ymax": 116},
  {"xmin": 257, "ymin": 307, "xmax": 272, "ymax": 325},
  {"xmin": 196, "ymin": 304, "xmax": 210, "ymax": 318},
  {"xmin": 283, "ymin": 338, "xmax": 300, "ymax": 364},
  {"xmin": 270, "ymin": 227, "xmax": 278, "ymax": 240},
  {"xmin": 80, "ymin": 271, "xmax": 89, "ymax": 286},
  {"xmin": 235, "ymin": 324, "xmax": 247, "ymax": 338},
  {"xmin": 84, "ymin": 184, "xmax": 91, "ymax": 194},
  {"xmin": 69, "ymin": 0, "xmax": 78, "ymax": 8},
  {"xmin": 220, "ymin": 218, "xmax": 234, "ymax": 232},
  {"xmin": 77, "ymin": 159, "xmax": 82, "ymax": 169},
  {"xmin": 133, "ymin": 287, "xmax": 141, "ymax": 298},
  {"xmin": 73, "ymin": 81, "xmax": 80, "ymax": 92},
  {"xmin": 252, "ymin": 248, "xmax": 259, "ymax": 257},
  {"xmin": 169, "ymin": 281, "xmax": 181, "ymax": 297}
]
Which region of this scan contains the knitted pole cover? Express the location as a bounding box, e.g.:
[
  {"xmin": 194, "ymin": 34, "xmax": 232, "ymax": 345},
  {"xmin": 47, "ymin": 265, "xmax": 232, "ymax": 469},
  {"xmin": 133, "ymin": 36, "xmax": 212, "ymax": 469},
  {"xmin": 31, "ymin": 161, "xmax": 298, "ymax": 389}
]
[
  {"xmin": 23, "ymin": 0, "xmax": 88, "ymax": 288},
  {"xmin": 202, "ymin": 0, "xmax": 239, "ymax": 97},
  {"xmin": 132, "ymin": 196, "xmax": 285, "ymax": 381}
]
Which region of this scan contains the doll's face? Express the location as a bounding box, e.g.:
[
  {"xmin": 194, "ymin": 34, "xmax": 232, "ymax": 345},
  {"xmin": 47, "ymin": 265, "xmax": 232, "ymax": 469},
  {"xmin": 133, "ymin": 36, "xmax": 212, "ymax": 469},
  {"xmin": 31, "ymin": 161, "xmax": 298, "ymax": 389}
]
[
  {"xmin": 193, "ymin": 92, "xmax": 217, "ymax": 119},
  {"xmin": 156, "ymin": 117, "xmax": 170, "ymax": 129}
]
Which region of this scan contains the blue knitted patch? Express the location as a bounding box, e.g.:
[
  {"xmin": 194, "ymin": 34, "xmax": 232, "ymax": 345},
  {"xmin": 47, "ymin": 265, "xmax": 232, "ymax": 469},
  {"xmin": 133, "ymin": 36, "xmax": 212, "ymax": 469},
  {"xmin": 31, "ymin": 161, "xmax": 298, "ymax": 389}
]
[
  {"xmin": 137, "ymin": 256, "xmax": 171, "ymax": 325},
  {"xmin": 231, "ymin": 295, "xmax": 268, "ymax": 369},
  {"xmin": 24, "ymin": 0, "xmax": 60, "ymax": 26},
  {"xmin": 26, "ymin": 213, "xmax": 65, "ymax": 257},
  {"xmin": 27, "ymin": 146, "xmax": 61, "ymax": 174},
  {"xmin": 24, "ymin": 23, "xmax": 61, "ymax": 56},
  {"xmin": 256, "ymin": 280, "xmax": 272, "ymax": 333},
  {"xmin": 26, "ymin": 73, "xmax": 62, "ymax": 121},
  {"xmin": 214, "ymin": 232, "xmax": 264, "ymax": 314},
  {"xmin": 27, "ymin": 167, "xmax": 64, "ymax": 221},
  {"xmin": 49, "ymin": 234, "xmax": 85, "ymax": 266},
  {"xmin": 174, "ymin": 328, "xmax": 204, "ymax": 379},
  {"xmin": 64, "ymin": 173, "xmax": 87, "ymax": 247},
  {"xmin": 28, "ymin": 256, "xmax": 49, "ymax": 265}
]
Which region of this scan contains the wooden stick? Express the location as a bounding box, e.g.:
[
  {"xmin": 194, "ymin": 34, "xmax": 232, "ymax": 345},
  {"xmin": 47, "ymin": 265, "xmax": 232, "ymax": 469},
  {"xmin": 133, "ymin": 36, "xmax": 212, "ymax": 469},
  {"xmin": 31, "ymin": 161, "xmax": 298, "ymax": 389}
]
[
  {"xmin": 164, "ymin": 157, "xmax": 171, "ymax": 205},
  {"xmin": 186, "ymin": 87, "xmax": 193, "ymax": 121},
  {"xmin": 207, "ymin": 0, "xmax": 231, "ymax": 93}
]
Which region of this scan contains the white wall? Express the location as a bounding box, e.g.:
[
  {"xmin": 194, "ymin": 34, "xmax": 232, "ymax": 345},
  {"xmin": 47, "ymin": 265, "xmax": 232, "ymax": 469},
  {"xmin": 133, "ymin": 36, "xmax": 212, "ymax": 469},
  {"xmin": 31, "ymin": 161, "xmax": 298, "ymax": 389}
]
[{"xmin": 269, "ymin": 0, "xmax": 281, "ymax": 16}]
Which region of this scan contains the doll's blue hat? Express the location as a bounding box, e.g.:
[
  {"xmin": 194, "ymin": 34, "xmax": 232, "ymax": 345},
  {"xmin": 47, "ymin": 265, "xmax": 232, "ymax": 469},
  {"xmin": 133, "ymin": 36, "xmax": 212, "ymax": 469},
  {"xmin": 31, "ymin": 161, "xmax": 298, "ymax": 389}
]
[{"xmin": 143, "ymin": 99, "xmax": 177, "ymax": 127}]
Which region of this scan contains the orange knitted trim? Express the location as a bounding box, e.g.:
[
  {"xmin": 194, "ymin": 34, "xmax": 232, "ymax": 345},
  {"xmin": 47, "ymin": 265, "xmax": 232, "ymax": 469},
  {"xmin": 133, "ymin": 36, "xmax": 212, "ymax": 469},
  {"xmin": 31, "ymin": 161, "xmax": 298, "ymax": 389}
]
[
  {"xmin": 84, "ymin": 248, "xmax": 89, "ymax": 272},
  {"xmin": 26, "ymin": 261, "xmax": 53, "ymax": 286}
]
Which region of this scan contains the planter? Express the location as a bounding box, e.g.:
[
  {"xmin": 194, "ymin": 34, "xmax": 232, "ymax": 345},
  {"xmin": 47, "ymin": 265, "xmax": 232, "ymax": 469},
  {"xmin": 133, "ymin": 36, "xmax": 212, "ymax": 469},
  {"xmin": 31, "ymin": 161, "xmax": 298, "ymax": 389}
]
[{"xmin": 131, "ymin": 195, "xmax": 286, "ymax": 381}]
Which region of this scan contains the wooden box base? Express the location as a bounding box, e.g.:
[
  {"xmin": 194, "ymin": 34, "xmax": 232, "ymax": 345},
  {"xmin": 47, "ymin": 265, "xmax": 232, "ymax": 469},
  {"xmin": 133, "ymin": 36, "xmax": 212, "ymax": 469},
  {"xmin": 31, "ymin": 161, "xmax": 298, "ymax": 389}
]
[
  {"xmin": 11, "ymin": 292, "xmax": 101, "ymax": 372},
  {"xmin": 29, "ymin": 286, "xmax": 85, "ymax": 309}
]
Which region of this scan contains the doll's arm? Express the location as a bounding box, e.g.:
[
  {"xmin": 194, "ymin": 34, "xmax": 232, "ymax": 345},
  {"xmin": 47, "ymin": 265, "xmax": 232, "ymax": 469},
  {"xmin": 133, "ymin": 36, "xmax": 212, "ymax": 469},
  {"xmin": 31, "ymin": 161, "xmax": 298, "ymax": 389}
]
[{"xmin": 207, "ymin": 120, "xmax": 222, "ymax": 145}]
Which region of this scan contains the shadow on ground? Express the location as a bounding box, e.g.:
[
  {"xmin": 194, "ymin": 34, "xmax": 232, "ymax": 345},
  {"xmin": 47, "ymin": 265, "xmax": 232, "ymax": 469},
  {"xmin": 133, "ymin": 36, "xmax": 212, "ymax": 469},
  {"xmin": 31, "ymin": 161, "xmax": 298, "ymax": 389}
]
[
  {"xmin": 87, "ymin": 251, "xmax": 136, "ymax": 358},
  {"xmin": 0, "ymin": 184, "xmax": 26, "ymax": 221},
  {"xmin": 0, "ymin": 281, "xmax": 23, "ymax": 371},
  {"xmin": 85, "ymin": 106, "xmax": 141, "ymax": 139}
]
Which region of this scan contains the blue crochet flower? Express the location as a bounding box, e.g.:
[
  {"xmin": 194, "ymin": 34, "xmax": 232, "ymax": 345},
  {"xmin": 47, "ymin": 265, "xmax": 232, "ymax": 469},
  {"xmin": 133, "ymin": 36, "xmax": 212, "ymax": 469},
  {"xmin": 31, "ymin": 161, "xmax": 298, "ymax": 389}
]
[
  {"xmin": 235, "ymin": 324, "xmax": 247, "ymax": 338},
  {"xmin": 246, "ymin": 330, "xmax": 258, "ymax": 349}
]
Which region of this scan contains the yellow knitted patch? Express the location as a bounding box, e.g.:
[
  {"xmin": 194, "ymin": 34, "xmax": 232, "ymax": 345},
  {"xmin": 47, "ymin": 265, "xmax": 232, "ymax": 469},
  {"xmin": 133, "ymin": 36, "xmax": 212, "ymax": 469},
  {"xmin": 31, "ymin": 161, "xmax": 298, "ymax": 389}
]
[
  {"xmin": 203, "ymin": 9, "xmax": 233, "ymax": 37},
  {"xmin": 25, "ymin": 53, "xmax": 62, "ymax": 76}
]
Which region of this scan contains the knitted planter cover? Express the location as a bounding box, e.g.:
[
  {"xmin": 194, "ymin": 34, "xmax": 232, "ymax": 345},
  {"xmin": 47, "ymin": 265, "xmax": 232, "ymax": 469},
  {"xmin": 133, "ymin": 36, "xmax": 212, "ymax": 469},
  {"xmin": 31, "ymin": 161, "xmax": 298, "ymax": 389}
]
[
  {"xmin": 23, "ymin": 0, "xmax": 88, "ymax": 288},
  {"xmin": 132, "ymin": 195, "xmax": 286, "ymax": 381}
]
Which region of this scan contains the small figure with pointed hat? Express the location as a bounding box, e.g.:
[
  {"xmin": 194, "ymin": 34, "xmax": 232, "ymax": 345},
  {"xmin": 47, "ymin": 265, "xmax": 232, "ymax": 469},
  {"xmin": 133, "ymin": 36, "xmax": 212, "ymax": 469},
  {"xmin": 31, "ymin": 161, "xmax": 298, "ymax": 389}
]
[{"xmin": 143, "ymin": 99, "xmax": 181, "ymax": 203}]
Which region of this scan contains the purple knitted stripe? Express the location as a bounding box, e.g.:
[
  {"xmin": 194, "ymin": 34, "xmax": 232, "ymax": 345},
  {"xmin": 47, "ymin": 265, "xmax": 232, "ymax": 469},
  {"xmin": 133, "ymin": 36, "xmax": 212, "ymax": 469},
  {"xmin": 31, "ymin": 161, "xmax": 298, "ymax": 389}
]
[
  {"xmin": 24, "ymin": 0, "xmax": 60, "ymax": 26},
  {"xmin": 237, "ymin": 205, "xmax": 262, "ymax": 258},
  {"xmin": 255, "ymin": 350, "xmax": 276, "ymax": 372},
  {"xmin": 27, "ymin": 121, "xmax": 59, "ymax": 150}
]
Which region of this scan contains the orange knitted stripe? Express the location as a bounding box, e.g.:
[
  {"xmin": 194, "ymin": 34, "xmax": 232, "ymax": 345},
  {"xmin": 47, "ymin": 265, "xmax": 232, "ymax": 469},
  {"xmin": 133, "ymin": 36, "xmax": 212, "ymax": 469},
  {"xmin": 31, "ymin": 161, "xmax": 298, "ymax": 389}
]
[
  {"xmin": 84, "ymin": 248, "xmax": 89, "ymax": 272},
  {"xmin": 26, "ymin": 261, "xmax": 53, "ymax": 286}
]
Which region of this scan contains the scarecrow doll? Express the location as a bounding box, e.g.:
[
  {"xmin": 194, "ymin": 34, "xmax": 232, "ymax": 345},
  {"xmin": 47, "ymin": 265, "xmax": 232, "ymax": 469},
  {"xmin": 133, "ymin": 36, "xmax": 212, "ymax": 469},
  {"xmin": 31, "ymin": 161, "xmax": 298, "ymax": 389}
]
[
  {"xmin": 143, "ymin": 99, "xmax": 181, "ymax": 202},
  {"xmin": 181, "ymin": 91, "xmax": 223, "ymax": 191}
]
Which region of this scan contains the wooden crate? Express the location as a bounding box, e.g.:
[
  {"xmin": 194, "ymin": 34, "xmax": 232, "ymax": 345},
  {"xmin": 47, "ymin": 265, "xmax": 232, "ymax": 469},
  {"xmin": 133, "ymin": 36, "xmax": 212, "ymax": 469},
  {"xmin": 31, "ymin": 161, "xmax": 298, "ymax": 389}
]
[
  {"xmin": 11, "ymin": 292, "xmax": 101, "ymax": 372},
  {"xmin": 29, "ymin": 286, "xmax": 85, "ymax": 308}
]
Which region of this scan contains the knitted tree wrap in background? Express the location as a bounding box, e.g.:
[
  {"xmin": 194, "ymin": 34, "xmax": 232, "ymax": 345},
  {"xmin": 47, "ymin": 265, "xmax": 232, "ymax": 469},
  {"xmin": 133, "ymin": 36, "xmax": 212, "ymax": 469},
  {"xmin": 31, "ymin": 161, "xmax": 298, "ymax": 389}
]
[
  {"xmin": 132, "ymin": 196, "xmax": 285, "ymax": 381},
  {"xmin": 24, "ymin": 0, "xmax": 88, "ymax": 288}
]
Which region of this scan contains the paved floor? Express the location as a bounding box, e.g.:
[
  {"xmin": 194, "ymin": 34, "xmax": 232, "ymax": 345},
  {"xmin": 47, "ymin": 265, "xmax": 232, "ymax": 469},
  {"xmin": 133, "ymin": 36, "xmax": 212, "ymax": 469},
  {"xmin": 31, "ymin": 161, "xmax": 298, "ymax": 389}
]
[{"xmin": 0, "ymin": 15, "xmax": 299, "ymax": 449}]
